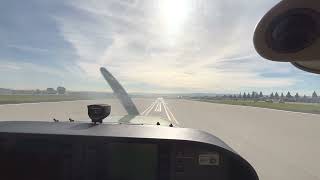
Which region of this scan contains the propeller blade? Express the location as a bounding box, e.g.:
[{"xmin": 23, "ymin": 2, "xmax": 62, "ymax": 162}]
[{"xmin": 100, "ymin": 67, "xmax": 139, "ymax": 115}]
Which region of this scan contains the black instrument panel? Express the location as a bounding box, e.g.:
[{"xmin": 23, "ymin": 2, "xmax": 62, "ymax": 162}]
[{"xmin": 0, "ymin": 121, "xmax": 258, "ymax": 180}]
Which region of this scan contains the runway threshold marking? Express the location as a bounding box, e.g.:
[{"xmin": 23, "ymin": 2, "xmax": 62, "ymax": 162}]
[
  {"xmin": 162, "ymin": 100, "xmax": 179, "ymax": 125},
  {"xmin": 141, "ymin": 100, "xmax": 157, "ymax": 116},
  {"xmin": 163, "ymin": 101, "xmax": 172, "ymax": 122},
  {"xmin": 141, "ymin": 101, "xmax": 155, "ymax": 115},
  {"xmin": 144, "ymin": 99, "xmax": 160, "ymax": 116},
  {"xmin": 141, "ymin": 98, "xmax": 179, "ymax": 125}
]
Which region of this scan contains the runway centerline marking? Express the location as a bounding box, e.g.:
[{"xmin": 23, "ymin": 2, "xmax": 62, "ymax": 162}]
[
  {"xmin": 155, "ymin": 101, "xmax": 160, "ymax": 112},
  {"xmin": 158, "ymin": 101, "xmax": 162, "ymax": 112}
]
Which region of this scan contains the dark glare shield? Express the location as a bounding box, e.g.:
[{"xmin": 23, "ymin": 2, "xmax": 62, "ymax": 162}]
[
  {"xmin": 292, "ymin": 61, "xmax": 320, "ymax": 74},
  {"xmin": 266, "ymin": 8, "xmax": 320, "ymax": 53},
  {"xmin": 253, "ymin": 0, "xmax": 320, "ymax": 75}
]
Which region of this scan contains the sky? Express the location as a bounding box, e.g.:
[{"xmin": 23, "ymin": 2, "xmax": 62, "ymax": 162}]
[{"xmin": 0, "ymin": 0, "xmax": 319, "ymax": 94}]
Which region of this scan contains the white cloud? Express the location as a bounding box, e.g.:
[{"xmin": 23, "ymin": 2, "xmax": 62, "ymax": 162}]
[
  {"xmin": 53, "ymin": 0, "xmax": 297, "ymax": 93},
  {"xmin": 7, "ymin": 45, "xmax": 50, "ymax": 53},
  {"xmin": 0, "ymin": 60, "xmax": 65, "ymax": 77},
  {"xmin": 0, "ymin": 62, "xmax": 22, "ymax": 70}
]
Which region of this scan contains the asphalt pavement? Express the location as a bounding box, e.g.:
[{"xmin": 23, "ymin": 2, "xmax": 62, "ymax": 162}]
[{"xmin": 0, "ymin": 97, "xmax": 319, "ymax": 180}]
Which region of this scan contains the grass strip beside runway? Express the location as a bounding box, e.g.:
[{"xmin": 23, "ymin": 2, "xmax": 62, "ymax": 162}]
[
  {"xmin": 195, "ymin": 99, "xmax": 320, "ymax": 114},
  {"xmin": 0, "ymin": 95, "xmax": 105, "ymax": 104}
]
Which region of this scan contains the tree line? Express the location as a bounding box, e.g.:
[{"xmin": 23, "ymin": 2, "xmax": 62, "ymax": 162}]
[{"xmin": 222, "ymin": 91, "xmax": 319, "ymax": 103}]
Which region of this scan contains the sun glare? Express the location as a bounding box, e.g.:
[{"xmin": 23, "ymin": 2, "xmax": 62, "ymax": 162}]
[{"xmin": 159, "ymin": 0, "xmax": 191, "ymax": 35}]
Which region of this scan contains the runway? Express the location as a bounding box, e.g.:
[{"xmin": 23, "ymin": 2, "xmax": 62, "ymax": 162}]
[{"xmin": 0, "ymin": 97, "xmax": 320, "ymax": 180}]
